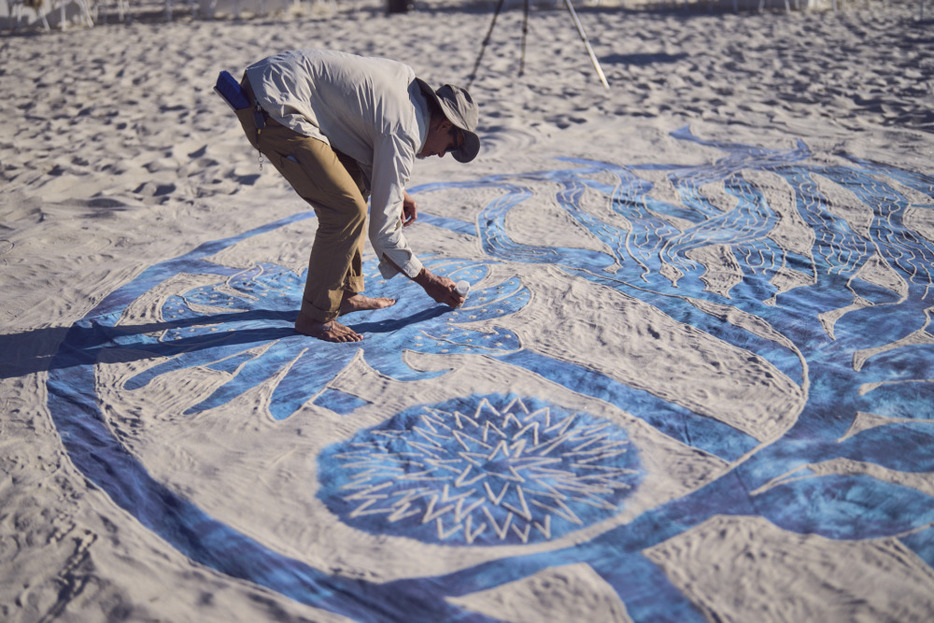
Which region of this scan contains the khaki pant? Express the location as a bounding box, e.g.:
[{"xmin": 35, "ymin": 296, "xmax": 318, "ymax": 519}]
[{"xmin": 235, "ymin": 77, "xmax": 370, "ymax": 324}]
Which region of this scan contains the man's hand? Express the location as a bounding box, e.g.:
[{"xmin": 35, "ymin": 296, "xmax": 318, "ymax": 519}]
[
  {"xmin": 414, "ymin": 268, "xmax": 465, "ymax": 308},
  {"xmin": 382, "ymin": 257, "xmax": 465, "ymax": 309},
  {"xmin": 402, "ymin": 191, "xmax": 418, "ymax": 227}
]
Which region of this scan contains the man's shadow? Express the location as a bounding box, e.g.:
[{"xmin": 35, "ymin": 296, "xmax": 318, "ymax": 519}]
[{"xmin": 0, "ymin": 305, "xmax": 449, "ymax": 380}]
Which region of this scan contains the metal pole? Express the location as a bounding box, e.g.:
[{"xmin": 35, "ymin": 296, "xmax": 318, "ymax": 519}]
[{"xmin": 562, "ymin": 0, "xmax": 609, "ymax": 89}]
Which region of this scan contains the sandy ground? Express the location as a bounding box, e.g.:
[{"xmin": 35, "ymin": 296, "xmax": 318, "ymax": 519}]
[{"xmin": 1, "ymin": 1, "xmax": 933, "ymax": 621}]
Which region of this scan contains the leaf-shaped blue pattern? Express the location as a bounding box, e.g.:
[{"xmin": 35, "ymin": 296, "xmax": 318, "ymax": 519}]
[{"xmin": 124, "ymin": 257, "xmax": 528, "ymax": 420}]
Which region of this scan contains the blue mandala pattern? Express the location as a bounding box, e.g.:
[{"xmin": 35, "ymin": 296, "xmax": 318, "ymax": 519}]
[
  {"xmin": 318, "ymin": 394, "xmax": 642, "ymax": 546},
  {"xmin": 37, "ymin": 126, "xmax": 934, "ymax": 622}
]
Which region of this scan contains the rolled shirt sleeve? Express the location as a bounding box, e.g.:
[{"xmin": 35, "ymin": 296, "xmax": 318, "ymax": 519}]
[{"xmin": 367, "ymin": 132, "xmax": 424, "ymax": 279}]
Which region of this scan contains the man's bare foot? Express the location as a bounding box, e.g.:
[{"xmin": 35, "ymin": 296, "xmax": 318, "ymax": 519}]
[
  {"xmin": 340, "ymin": 293, "xmax": 396, "ymax": 316},
  {"xmin": 295, "ymin": 317, "xmax": 362, "ymax": 343}
]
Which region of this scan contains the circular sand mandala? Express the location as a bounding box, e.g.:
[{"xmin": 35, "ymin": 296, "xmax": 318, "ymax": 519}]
[{"xmin": 317, "ymin": 394, "xmax": 643, "ymax": 546}]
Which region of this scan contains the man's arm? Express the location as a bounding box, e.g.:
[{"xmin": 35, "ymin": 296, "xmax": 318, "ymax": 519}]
[
  {"xmin": 384, "ymin": 188, "xmax": 461, "ymax": 308},
  {"xmin": 368, "ymin": 134, "xmax": 425, "ymax": 279},
  {"xmin": 384, "ymin": 256, "xmax": 465, "ymax": 308}
]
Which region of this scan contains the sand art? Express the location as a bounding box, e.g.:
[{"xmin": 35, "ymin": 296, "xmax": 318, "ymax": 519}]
[
  {"xmin": 37, "ymin": 128, "xmax": 934, "ymax": 620},
  {"xmin": 2, "ymin": 1, "xmax": 934, "ymax": 621}
]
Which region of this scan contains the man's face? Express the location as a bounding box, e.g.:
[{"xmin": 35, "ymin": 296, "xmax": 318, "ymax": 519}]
[{"xmin": 418, "ymin": 119, "xmax": 463, "ymax": 159}]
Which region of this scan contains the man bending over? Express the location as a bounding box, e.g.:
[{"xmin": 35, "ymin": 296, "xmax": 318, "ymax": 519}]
[{"xmin": 234, "ymin": 49, "xmax": 480, "ymax": 343}]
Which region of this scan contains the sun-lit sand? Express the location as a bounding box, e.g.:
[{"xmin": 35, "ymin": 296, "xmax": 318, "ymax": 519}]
[{"xmin": 1, "ymin": 1, "xmax": 933, "ymax": 621}]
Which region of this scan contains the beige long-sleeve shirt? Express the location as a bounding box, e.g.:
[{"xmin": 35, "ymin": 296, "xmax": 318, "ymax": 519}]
[{"xmin": 245, "ymin": 49, "xmax": 429, "ymax": 279}]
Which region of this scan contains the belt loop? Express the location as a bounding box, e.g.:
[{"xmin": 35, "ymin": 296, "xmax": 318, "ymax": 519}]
[
  {"xmin": 240, "ymin": 73, "xmax": 266, "ymax": 172},
  {"xmin": 253, "ymin": 104, "xmax": 266, "ymax": 135},
  {"xmin": 241, "ymin": 74, "xmax": 266, "ymax": 135},
  {"xmin": 253, "ymin": 105, "xmax": 266, "ymax": 171}
]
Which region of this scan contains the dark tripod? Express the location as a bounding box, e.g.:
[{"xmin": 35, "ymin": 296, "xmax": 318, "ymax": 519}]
[{"xmin": 467, "ymin": 0, "xmax": 609, "ymax": 89}]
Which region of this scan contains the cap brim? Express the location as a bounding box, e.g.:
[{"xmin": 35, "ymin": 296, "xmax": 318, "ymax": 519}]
[{"xmin": 453, "ymin": 130, "xmax": 480, "ymax": 163}]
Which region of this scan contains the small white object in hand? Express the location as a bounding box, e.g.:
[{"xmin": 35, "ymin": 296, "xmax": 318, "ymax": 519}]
[{"xmin": 455, "ymin": 280, "xmax": 470, "ymax": 297}]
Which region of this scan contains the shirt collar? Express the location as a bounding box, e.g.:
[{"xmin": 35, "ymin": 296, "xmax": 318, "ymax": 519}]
[{"xmin": 409, "ymin": 81, "xmax": 430, "ymax": 153}]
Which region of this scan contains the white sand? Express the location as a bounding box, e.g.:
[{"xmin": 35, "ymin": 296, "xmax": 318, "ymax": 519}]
[{"xmin": 2, "ymin": 1, "xmax": 933, "ymax": 621}]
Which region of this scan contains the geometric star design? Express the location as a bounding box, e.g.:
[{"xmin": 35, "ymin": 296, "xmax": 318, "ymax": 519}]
[{"xmin": 317, "ymin": 394, "xmax": 643, "ymax": 546}]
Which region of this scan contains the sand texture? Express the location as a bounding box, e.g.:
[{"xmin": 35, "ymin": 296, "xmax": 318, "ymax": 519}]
[{"xmin": 2, "ymin": 1, "xmax": 933, "ymax": 621}]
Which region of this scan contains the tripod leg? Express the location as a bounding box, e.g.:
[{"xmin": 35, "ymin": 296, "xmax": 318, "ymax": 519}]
[
  {"xmin": 519, "ymin": 0, "xmax": 530, "ymax": 77},
  {"xmin": 467, "ymin": 0, "xmax": 507, "ymax": 88}
]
